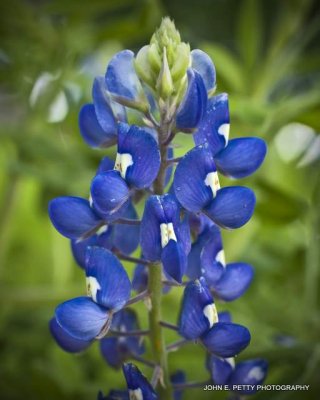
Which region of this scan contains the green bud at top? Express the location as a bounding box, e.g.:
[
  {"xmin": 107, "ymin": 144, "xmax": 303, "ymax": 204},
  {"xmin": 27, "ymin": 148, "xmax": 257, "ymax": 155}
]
[{"xmin": 134, "ymin": 17, "xmax": 191, "ymax": 104}]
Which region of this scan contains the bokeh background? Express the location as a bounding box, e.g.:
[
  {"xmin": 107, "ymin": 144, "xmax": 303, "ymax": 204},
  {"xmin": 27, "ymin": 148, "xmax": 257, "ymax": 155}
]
[{"xmin": 0, "ymin": 0, "xmax": 320, "ymax": 399}]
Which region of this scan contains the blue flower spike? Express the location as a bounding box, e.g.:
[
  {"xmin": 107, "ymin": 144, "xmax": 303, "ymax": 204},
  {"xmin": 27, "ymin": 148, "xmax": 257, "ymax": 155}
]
[
  {"xmin": 122, "ymin": 363, "xmax": 158, "ymax": 400},
  {"xmin": 48, "ymin": 196, "xmax": 103, "ymax": 240},
  {"xmin": 174, "ymin": 145, "xmax": 256, "ymax": 229},
  {"xmin": 176, "ymin": 69, "xmax": 207, "ymax": 132},
  {"xmin": 178, "ymin": 277, "xmax": 218, "ymax": 340},
  {"xmin": 140, "ymin": 194, "xmax": 191, "ymax": 283},
  {"xmin": 191, "ymin": 49, "xmax": 216, "ymax": 93},
  {"xmin": 229, "ymin": 359, "xmax": 268, "ymax": 394}
]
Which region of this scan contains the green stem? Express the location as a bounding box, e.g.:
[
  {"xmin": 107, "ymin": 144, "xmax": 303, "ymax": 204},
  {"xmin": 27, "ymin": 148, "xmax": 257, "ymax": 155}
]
[{"xmin": 147, "ymin": 107, "xmax": 173, "ymax": 399}]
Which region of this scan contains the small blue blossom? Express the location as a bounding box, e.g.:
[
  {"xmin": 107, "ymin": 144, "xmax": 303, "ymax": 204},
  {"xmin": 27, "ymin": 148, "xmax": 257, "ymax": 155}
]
[{"xmin": 122, "ymin": 363, "xmax": 157, "ymax": 400}]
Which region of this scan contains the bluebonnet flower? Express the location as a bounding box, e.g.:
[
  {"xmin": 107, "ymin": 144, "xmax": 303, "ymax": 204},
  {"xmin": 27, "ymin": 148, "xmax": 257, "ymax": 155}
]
[
  {"xmin": 48, "ymin": 17, "xmax": 267, "ymax": 399},
  {"xmin": 55, "ymin": 247, "xmax": 131, "ymax": 341},
  {"xmin": 178, "ymin": 278, "xmax": 251, "ymax": 357},
  {"xmin": 140, "ymin": 194, "xmax": 190, "ymax": 283}
]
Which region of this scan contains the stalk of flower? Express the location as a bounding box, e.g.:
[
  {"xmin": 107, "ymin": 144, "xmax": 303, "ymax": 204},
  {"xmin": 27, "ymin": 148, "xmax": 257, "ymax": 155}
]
[{"xmin": 48, "ymin": 17, "xmax": 268, "ymax": 400}]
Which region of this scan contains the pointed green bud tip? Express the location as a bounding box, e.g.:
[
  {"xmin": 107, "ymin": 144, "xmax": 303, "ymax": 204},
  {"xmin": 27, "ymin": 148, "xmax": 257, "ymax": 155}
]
[
  {"xmin": 156, "ymin": 47, "xmax": 174, "ymax": 98},
  {"xmin": 151, "ymin": 17, "xmax": 181, "ymax": 50}
]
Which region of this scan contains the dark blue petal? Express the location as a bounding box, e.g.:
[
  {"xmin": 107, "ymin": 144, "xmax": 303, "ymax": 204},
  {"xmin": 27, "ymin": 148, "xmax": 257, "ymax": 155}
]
[
  {"xmin": 218, "ymin": 311, "xmax": 232, "ymax": 323},
  {"xmin": 71, "ymin": 235, "xmax": 98, "ymax": 269},
  {"xmin": 113, "ymin": 202, "xmax": 140, "ymax": 255},
  {"xmin": 161, "ymin": 240, "xmax": 187, "ymax": 283},
  {"xmin": 191, "ymin": 49, "xmax": 216, "ymax": 92},
  {"xmin": 85, "ymin": 247, "xmax": 131, "ymax": 310},
  {"xmin": 92, "ymin": 77, "xmax": 117, "ymax": 134},
  {"xmin": 204, "ymin": 187, "xmax": 256, "ymax": 229},
  {"xmin": 79, "ymin": 104, "xmax": 117, "ymax": 148},
  {"xmin": 209, "ymin": 355, "xmax": 234, "ymax": 385},
  {"xmin": 201, "ymin": 322, "xmax": 251, "ymax": 357},
  {"xmin": 49, "ymin": 318, "xmax": 92, "ymax": 353},
  {"xmin": 171, "ymin": 370, "xmax": 186, "ymax": 400},
  {"xmin": 122, "ymin": 363, "xmax": 157, "ymax": 400},
  {"xmin": 177, "ymin": 213, "xmax": 191, "ymax": 256},
  {"xmin": 176, "ymin": 69, "xmax": 207, "ymax": 131},
  {"xmin": 105, "ymin": 50, "xmax": 142, "ymax": 102},
  {"xmin": 91, "ymin": 170, "xmax": 130, "ymax": 216},
  {"xmin": 229, "ymin": 359, "xmax": 268, "ymax": 394},
  {"xmin": 200, "ymin": 226, "xmax": 225, "ymax": 285},
  {"xmin": 215, "ymin": 138, "xmax": 267, "ymax": 179},
  {"xmin": 178, "ymin": 278, "xmax": 217, "ymax": 340},
  {"xmin": 117, "ymin": 123, "xmax": 160, "ymax": 188},
  {"xmin": 55, "ymin": 296, "xmax": 109, "ymax": 341},
  {"xmin": 213, "ymin": 263, "xmax": 254, "ymax": 301},
  {"xmin": 194, "ymin": 94, "xmax": 229, "ymax": 155},
  {"xmin": 48, "ymin": 196, "xmax": 102, "ymax": 240},
  {"xmin": 100, "ymin": 337, "xmax": 124, "ymax": 369},
  {"xmin": 188, "ymin": 212, "xmax": 214, "ymax": 237},
  {"xmin": 132, "ymin": 263, "xmax": 148, "ymax": 293},
  {"xmin": 187, "ymin": 226, "xmax": 214, "ymax": 280},
  {"xmin": 174, "ymin": 145, "xmax": 218, "ymax": 212},
  {"xmin": 96, "ymin": 156, "xmax": 115, "ymax": 174}
]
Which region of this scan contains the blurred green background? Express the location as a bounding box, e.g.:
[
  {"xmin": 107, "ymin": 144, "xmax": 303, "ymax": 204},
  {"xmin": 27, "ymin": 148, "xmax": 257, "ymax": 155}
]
[{"xmin": 0, "ymin": 0, "xmax": 320, "ymax": 399}]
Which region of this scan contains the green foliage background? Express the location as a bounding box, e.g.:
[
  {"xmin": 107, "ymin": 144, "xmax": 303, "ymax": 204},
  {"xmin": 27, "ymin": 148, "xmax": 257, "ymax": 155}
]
[{"xmin": 0, "ymin": 0, "xmax": 319, "ymax": 399}]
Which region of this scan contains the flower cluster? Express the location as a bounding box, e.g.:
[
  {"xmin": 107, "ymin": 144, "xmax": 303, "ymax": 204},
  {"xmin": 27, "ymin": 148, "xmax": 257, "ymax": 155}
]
[{"xmin": 48, "ymin": 18, "xmax": 268, "ymax": 399}]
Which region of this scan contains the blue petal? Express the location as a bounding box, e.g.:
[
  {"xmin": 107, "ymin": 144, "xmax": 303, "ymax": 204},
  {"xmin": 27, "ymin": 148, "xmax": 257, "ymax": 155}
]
[
  {"xmin": 122, "ymin": 363, "xmax": 157, "ymax": 400},
  {"xmin": 187, "ymin": 226, "xmax": 214, "ymax": 280},
  {"xmin": 188, "ymin": 212, "xmax": 214, "ymax": 236},
  {"xmin": 174, "ymin": 145, "xmax": 217, "ymax": 212},
  {"xmin": 215, "ymin": 138, "xmax": 267, "ymax": 179},
  {"xmin": 191, "ymin": 49, "xmax": 216, "ymax": 92},
  {"xmin": 132, "ymin": 263, "xmax": 148, "ymax": 293},
  {"xmin": 213, "ymin": 263, "xmax": 254, "ymax": 301},
  {"xmin": 117, "ymin": 123, "xmax": 160, "ymax": 188},
  {"xmin": 113, "ymin": 202, "xmax": 140, "ymax": 255},
  {"xmin": 92, "ymin": 77, "xmax": 117, "ymax": 134},
  {"xmin": 91, "ymin": 171, "xmax": 130, "ymax": 216},
  {"xmin": 100, "ymin": 337, "xmax": 124, "ymax": 369},
  {"xmin": 105, "ymin": 50, "xmax": 142, "ymax": 102},
  {"xmin": 85, "ymin": 247, "xmax": 131, "ymax": 310},
  {"xmin": 161, "ymin": 240, "xmax": 187, "ymax": 283},
  {"xmin": 55, "ymin": 296, "xmax": 109, "ymax": 341},
  {"xmin": 48, "ymin": 196, "xmax": 102, "ymax": 240},
  {"xmin": 49, "ymin": 318, "xmax": 92, "ymax": 353},
  {"xmin": 229, "ymin": 359, "xmax": 268, "ymax": 394},
  {"xmin": 178, "ymin": 278, "xmax": 216, "ymax": 340},
  {"xmin": 79, "ymin": 104, "xmax": 117, "ymax": 148},
  {"xmin": 171, "ymin": 370, "xmax": 186, "ymax": 400},
  {"xmin": 208, "ymin": 355, "xmax": 234, "ymax": 385},
  {"xmin": 200, "ymin": 226, "xmax": 225, "ymax": 285},
  {"xmin": 176, "ymin": 69, "xmax": 207, "ymax": 131},
  {"xmin": 96, "ymin": 156, "xmax": 115, "ymax": 175},
  {"xmin": 201, "ymin": 322, "xmax": 251, "ymax": 357},
  {"xmin": 218, "ymin": 311, "xmax": 232, "ymax": 323},
  {"xmin": 204, "ymin": 186, "xmax": 256, "ymax": 229},
  {"xmin": 194, "ymin": 94, "xmax": 230, "ymax": 155}
]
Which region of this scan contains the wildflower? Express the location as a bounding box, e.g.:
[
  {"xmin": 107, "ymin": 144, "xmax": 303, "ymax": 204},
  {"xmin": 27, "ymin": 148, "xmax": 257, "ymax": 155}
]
[{"xmin": 122, "ymin": 363, "xmax": 157, "ymax": 400}]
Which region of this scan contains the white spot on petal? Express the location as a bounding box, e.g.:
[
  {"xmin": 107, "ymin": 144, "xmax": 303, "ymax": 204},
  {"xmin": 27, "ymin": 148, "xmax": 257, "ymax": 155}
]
[
  {"xmin": 218, "ymin": 123, "xmax": 230, "ymax": 145},
  {"xmin": 225, "ymin": 357, "xmax": 235, "ymax": 368},
  {"xmin": 96, "ymin": 225, "xmax": 108, "ymax": 236},
  {"xmin": 129, "ymin": 388, "xmax": 143, "ymax": 400},
  {"xmin": 160, "ymin": 222, "xmax": 177, "ymax": 248},
  {"xmin": 203, "ymin": 303, "xmax": 218, "ymax": 328},
  {"xmin": 205, "ymin": 171, "xmax": 220, "ymax": 198},
  {"xmin": 86, "ymin": 276, "xmax": 101, "ymax": 302},
  {"xmin": 248, "ymin": 366, "xmax": 264, "ymax": 381},
  {"xmin": 114, "ymin": 152, "xmax": 134, "ymax": 179},
  {"xmin": 215, "ymin": 249, "xmax": 226, "ymax": 267}
]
